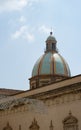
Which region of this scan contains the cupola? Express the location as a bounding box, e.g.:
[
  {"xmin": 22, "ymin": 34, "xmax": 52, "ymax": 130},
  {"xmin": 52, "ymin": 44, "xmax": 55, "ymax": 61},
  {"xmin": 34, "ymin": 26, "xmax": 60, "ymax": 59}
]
[{"xmin": 45, "ymin": 32, "xmax": 57, "ymax": 52}]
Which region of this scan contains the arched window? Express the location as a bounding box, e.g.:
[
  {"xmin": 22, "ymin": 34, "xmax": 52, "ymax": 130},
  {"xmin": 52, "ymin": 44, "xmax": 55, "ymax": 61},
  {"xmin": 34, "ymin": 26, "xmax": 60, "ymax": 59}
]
[
  {"xmin": 63, "ymin": 111, "xmax": 78, "ymax": 130},
  {"xmin": 29, "ymin": 118, "xmax": 40, "ymax": 130},
  {"xmin": 52, "ymin": 43, "xmax": 56, "ymax": 51}
]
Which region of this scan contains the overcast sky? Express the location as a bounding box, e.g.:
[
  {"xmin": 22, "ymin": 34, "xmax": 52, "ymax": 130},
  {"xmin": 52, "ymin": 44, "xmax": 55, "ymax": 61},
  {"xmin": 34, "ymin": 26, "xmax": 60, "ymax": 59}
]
[{"xmin": 0, "ymin": 0, "xmax": 81, "ymax": 90}]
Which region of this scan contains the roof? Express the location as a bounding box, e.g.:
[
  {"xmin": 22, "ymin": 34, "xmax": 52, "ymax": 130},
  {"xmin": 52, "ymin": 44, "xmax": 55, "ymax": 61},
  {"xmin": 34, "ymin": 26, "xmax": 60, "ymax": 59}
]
[
  {"xmin": 0, "ymin": 88, "xmax": 23, "ymax": 99},
  {"xmin": 32, "ymin": 52, "xmax": 71, "ymax": 77},
  {"xmin": 0, "ymin": 97, "xmax": 46, "ymax": 112}
]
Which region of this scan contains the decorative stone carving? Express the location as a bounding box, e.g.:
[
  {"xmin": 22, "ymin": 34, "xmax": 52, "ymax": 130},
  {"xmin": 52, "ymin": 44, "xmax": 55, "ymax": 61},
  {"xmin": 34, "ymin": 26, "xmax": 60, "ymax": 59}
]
[
  {"xmin": 3, "ymin": 122, "xmax": 13, "ymax": 130},
  {"xmin": 63, "ymin": 111, "xmax": 78, "ymax": 130},
  {"xmin": 19, "ymin": 125, "xmax": 21, "ymax": 130},
  {"xmin": 49, "ymin": 120, "xmax": 54, "ymax": 130},
  {"xmin": 29, "ymin": 118, "xmax": 40, "ymax": 130}
]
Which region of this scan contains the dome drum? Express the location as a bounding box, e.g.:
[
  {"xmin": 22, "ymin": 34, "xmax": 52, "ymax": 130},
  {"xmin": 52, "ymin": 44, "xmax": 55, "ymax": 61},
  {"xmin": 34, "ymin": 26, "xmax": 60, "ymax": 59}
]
[{"xmin": 29, "ymin": 74, "xmax": 69, "ymax": 89}]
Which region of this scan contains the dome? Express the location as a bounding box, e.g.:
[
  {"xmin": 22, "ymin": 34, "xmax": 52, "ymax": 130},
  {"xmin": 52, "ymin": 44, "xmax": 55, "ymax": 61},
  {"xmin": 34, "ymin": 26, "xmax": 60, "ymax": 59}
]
[
  {"xmin": 29, "ymin": 32, "xmax": 71, "ymax": 89},
  {"xmin": 32, "ymin": 52, "xmax": 71, "ymax": 77}
]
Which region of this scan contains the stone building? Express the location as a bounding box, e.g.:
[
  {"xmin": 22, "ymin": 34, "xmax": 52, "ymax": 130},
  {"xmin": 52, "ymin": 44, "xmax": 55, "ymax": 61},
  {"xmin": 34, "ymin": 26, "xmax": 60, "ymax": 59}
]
[{"xmin": 0, "ymin": 32, "xmax": 81, "ymax": 130}]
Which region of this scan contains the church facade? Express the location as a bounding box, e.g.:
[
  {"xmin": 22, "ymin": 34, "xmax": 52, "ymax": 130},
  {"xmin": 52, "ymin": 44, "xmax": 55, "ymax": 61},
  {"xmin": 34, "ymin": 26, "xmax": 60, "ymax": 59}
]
[{"xmin": 0, "ymin": 32, "xmax": 81, "ymax": 130}]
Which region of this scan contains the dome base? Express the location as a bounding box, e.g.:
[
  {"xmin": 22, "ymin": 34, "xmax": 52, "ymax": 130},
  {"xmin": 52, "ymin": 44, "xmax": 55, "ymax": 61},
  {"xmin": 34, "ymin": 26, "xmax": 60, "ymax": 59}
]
[{"xmin": 29, "ymin": 74, "xmax": 69, "ymax": 89}]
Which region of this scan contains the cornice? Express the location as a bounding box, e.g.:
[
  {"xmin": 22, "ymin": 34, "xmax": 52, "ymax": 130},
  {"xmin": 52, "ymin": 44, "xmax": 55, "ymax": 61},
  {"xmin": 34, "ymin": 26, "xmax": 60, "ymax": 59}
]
[
  {"xmin": 28, "ymin": 82, "xmax": 81, "ymax": 100},
  {"xmin": 0, "ymin": 82, "xmax": 81, "ymax": 117}
]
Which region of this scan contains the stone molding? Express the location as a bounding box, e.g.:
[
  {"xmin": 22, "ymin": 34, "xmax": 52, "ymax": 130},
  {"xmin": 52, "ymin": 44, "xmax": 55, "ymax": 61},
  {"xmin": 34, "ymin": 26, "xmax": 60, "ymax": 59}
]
[
  {"xmin": 44, "ymin": 90, "xmax": 81, "ymax": 106},
  {"xmin": 0, "ymin": 83, "xmax": 81, "ymax": 116},
  {"xmin": 30, "ymin": 82, "xmax": 81, "ymax": 100},
  {"xmin": 0, "ymin": 90, "xmax": 81, "ymax": 117}
]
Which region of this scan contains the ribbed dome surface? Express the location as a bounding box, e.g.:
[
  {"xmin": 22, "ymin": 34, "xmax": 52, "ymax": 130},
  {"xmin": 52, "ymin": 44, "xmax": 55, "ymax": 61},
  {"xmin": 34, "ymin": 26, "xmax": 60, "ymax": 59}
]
[{"xmin": 32, "ymin": 52, "xmax": 71, "ymax": 77}]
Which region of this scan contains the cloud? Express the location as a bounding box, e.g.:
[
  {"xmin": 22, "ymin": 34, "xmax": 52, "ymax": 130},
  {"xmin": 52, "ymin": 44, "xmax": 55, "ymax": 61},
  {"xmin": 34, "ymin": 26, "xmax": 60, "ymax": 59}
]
[
  {"xmin": 11, "ymin": 26, "xmax": 26, "ymax": 39},
  {"xmin": 24, "ymin": 33, "xmax": 34, "ymax": 42},
  {"xmin": 39, "ymin": 25, "xmax": 51, "ymax": 34},
  {"xmin": 0, "ymin": 0, "xmax": 39, "ymax": 13},
  {"xmin": 11, "ymin": 25, "xmax": 34, "ymax": 42},
  {"xmin": 19, "ymin": 16, "xmax": 26, "ymax": 23},
  {"xmin": 8, "ymin": 16, "xmax": 27, "ymax": 27},
  {"xmin": 0, "ymin": 0, "xmax": 27, "ymax": 12}
]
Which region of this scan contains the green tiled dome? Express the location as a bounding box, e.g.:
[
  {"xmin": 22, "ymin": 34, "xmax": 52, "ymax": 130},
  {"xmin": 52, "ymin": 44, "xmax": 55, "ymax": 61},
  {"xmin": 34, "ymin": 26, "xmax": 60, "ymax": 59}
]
[
  {"xmin": 30, "ymin": 32, "xmax": 71, "ymax": 89},
  {"xmin": 32, "ymin": 52, "xmax": 71, "ymax": 77}
]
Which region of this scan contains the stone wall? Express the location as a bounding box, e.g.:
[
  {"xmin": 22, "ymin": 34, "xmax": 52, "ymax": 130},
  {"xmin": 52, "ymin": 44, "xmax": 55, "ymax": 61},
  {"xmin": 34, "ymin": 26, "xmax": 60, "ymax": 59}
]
[{"xmin": 0, "ymin": 93, "xmax": 81, "ymax": 130}]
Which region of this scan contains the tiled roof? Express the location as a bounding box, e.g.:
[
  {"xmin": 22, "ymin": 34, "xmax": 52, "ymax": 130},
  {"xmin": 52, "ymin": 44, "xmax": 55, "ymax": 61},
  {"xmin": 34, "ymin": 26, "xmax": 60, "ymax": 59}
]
[
  {"xmin": 0, "ymin": 88, "xmax": 23, "ymax": 96},
  {"xmin": 0, "ymin": 97, "xmax": 46, "ymax": 113},
  {"xmin": 0, "ymin": 97, "xmax": 26, "ymax": 110}
]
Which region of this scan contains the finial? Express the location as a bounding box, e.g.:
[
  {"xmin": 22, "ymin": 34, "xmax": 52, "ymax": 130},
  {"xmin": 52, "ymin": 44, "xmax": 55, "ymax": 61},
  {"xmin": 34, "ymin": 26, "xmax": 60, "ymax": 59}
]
[
  {"xmin": 50, "ymin": 31, "xmax": 52, "ymax": 35},
  {"xmin": 50, "ymin": 120, "xmax": 53, "ymax": 127},
  {"xmin": 69, "ymin": 110, "xmax": 72, "ymax": 116},
  {"xmin": 7, "ymin": 122, "xmax": 9, "ymax": 126},
  {"xmin": 50, "ymin": 120, "xmax": 54, "ymax": 130},
  {"xmin": 19, "ymin": 125, "xmax": 21, "ymax": 130},
  {"xmin": 50, "ymin": 27, "xmax": 53, "ymax": 35}
]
